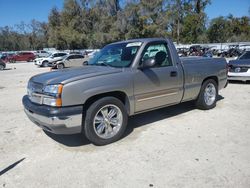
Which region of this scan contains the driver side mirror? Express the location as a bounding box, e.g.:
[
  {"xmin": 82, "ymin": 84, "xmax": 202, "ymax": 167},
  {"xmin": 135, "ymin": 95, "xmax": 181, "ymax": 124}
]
[{"xmin": 140, "ymin": 58, "xmax": 156, "ymax": 69}]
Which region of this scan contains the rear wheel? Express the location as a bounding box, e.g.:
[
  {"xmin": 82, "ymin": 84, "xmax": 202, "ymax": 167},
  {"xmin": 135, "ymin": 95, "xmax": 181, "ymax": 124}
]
[
  {"xmin": 195, "ymin": 79, "xmax": 218, "ymax": 110},
  {"xmin": 10, "ymin": 59, "xmax": 15, "ymax": 63},
  {"xmin": 27, "ymin": 58, "xmax": 33, "ymax": 62},
  {"xmin": 83, "ymin": 97, "xmax": 128, "ymax": 145}
]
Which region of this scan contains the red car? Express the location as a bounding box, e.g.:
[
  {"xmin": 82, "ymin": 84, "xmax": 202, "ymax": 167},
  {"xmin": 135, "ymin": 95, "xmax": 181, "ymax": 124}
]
[{"xmin": 9, "ymin": 52, "xmax": 35, "ymax": 62}]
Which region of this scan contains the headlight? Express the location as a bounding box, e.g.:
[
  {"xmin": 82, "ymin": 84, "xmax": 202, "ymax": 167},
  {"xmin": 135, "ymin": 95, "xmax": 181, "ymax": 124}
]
[
  {"xmin": 43, "ymin": 84, "xmax": 63, "ymax": 107},
  {"xmin": 43, "ymin": 84, "xmax": 63, "ymax": 95}
]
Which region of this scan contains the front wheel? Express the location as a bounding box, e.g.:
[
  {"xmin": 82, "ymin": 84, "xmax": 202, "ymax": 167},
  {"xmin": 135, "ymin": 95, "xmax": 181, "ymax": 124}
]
[
  {"xmin": 195, "ymin": 79, "xmax": 218, "ymax": 110},
  {"xmin": 83, "ymin": 97, "xmax": 128, "ymax": 145},
  {"xmin": 42, "ymin": 61, "xmax": 48, "ymax": 67},
  {"xmin": 0, "ymin": 64, "xmax": 5, "ymax": 70},
  {"xmin": 57, "ymin": 63, "xmax": 64, "ymax": 69}
]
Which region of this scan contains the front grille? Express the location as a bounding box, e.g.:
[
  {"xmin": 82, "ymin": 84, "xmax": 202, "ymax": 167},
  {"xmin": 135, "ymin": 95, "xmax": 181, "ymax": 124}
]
[
  {"xmin": 27, "ymin": 81, "xmax": 44, "ymax": 104},
  {"xmin": 28, "ymin": 81, "xmax": 43, "ymax": 93}
]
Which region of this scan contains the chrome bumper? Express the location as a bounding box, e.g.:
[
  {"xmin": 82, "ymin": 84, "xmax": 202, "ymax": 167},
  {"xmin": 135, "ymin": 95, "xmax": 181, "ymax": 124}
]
[
  {"xmin": 23, "ymin": 95, "xmax": 82, "ymax": 134},
  {"xmin": 24, "ymin": 108, "xmax": 82, "ymax": 134}
]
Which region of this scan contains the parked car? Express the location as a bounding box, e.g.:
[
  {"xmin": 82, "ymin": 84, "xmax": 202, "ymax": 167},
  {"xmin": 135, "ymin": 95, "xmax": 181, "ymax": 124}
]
[
  {"xmin": 0, "ymin": 59, "xmax": 6, "ymax": 70},
  {"xmin": 188, "ymin": 45, "xmax": 204, "ymax": 56},
  {"xmin": 35, "ymin": 50, "xmax": 50, "ymax": 58},
  {"xmin": 34, "ymin": 52, "xmax": 68, "ymax": 67},
  {"xmin": 49, "ymin": 54, "xmax": 88, "ymax": 69},
  {"xmin": 23, "ymin": 38, "xmax": 227, "ymax": 145},
  {"xmin": 9, "ymin": 52, "xmax": 35, "ymax": 62},
  {"xmin": 218, "ymin": 47, "xmax": 242, "ymax": 58},
  {"xmin": 69, "ymin": 51, "xmax": 82, "ymax": 55},
  {"xmin": 1, "ymin": 52, "xmax": 16, "ymax": 63},
  {"xmin": 177, "ymin": 47, "xmax": 189, "ymax": 57},
  {"xmin": 228, "ymin": 51, "xmax": 250, "ymax": 82},
  {"xmin": 203, "ymin": 51, "xmax": 213, "ymax": 58}
]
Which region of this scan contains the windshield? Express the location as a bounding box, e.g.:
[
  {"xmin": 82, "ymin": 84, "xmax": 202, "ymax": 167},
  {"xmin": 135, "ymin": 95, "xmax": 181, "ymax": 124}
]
[
  {"xmin": 88, "ymin": 42, "xmax": 142, "ymax": 68},
  {"xmin": 45, "ymin": 53, "xmax": 52, "ymax": 58},
  {"xmin": 62, "ymin": 55, "xmax": 69, "ymax": 60}
]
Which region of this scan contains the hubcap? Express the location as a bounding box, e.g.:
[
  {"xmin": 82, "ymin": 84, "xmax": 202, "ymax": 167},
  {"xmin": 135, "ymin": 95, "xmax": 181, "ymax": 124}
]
[
  {"xmin": 93, "ymin": 104, "xmax": 123, "ymax": 139},
  {"xmin": 204, "ymin": 83, "xmax": 216, "ymax": 106}
]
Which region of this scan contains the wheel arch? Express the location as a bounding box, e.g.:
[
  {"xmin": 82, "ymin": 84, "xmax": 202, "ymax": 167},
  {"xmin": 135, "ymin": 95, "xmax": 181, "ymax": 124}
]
[
  {"xmin": 202, "ymin": 76, "xmax": 218, "ymax": 87},
  {"xmin": 84, "ymin": 91, "xmax": 131, "ymax": 115}
]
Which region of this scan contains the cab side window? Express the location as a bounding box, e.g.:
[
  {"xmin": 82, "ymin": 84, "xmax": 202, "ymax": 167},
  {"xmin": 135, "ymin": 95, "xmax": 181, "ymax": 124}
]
[
  {"xmin": 75, "ymin": 55, "xmax": 84, "ymax": 59},
  {"xmin": 68, "ymin": 55, "xmax": 75, "ymax": 60},
  {"xmin": 141, "ymin": 43, "xmax": 172, "ymax": 67}
]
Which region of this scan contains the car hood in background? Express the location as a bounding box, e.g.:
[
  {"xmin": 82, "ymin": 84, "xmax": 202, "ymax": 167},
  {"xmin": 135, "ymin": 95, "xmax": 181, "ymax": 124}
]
[
  {"xmin": 35, "ymin": 57, "xmax": 48, "ymax": 61},
  {"xmin": 30, "ymin": 66, "xmax": 123, "ymax": 85},
  {"xmin": 228, "ymin": 59, "xmax": 250, "ymax": 67}
]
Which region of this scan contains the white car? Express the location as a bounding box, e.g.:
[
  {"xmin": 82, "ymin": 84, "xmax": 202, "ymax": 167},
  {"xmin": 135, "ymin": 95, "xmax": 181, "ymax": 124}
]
[
  {"xmin": 50, "ymin": 54, "xmax": 89, "ymax": 69},
  {"xmin": 34, "ymin": 50, "xmax": 50, "ymax": 58},
  {"xmin": 34, "ymin": 52, "xmax": 68, "ymax": 67},
  {"xmin": 228, "ymin": 51, "xmax": 250, "ymax": 82}
]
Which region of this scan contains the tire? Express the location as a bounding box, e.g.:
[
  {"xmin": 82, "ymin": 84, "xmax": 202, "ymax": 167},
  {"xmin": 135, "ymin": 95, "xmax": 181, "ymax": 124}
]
[
  {"xmin": 0, "ymin": 64, "xmax": 4, "ymax": 70},
  {"xmin": 57, "ymin": 63, "xmax": 64, "ymax": 69},
  {"xmin": 42, "ymin": 61, "xmax": 48, "ymax": 67},
  {"xmin": 10, "ymin": 59, "xmax": 15, "ymax": 63},
  {"xmin": 195, "ymin": 79, "xmax": 218, "ymax": 110},
  {"xmin": 83, "ymin": 97, "xmax": 128, "ymax": 145}
]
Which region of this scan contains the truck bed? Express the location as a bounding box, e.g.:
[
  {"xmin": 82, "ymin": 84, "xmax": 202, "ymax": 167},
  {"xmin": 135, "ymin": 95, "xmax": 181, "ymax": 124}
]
[{"xmin": 180, "ymin": 57, "xmax": 227, "ymax": 102}]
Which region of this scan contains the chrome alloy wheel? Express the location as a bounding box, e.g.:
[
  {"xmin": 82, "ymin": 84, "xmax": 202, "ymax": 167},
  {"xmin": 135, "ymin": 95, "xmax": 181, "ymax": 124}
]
[
  {"xmin": 93, "ymin": 104, "xmax": 123, "ymax": 139},
  {"xmin": 204, "ymin": 83, "xmax": 216, "ymax": 106}
]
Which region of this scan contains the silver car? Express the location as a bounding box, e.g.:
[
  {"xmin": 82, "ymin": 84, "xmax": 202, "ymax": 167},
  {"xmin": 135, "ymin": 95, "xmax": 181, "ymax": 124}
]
[{"xmin": 53, "ymin": 54, "xmax": 88, "ymax": 69}]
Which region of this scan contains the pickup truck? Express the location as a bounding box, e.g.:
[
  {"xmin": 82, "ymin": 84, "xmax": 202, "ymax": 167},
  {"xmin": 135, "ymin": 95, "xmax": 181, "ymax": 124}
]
[{"xmin": 23, "ymin": 38, "xmax": 228, "ymax": 145}]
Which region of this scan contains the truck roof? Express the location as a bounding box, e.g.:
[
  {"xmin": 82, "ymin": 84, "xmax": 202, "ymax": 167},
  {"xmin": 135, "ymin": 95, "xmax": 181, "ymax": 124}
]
[{"xmin": 111, "ymin": 38, "xmax": 167, "ymax": 45}]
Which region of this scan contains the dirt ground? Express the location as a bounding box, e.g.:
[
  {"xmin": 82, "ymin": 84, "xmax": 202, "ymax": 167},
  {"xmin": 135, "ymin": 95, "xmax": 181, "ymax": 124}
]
[{"xmin": 0, "ymin": 63, "xmax": 250, "ymax": 188}]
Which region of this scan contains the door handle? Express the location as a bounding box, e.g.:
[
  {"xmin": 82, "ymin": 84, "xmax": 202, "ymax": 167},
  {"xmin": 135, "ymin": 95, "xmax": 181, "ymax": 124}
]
[{"xmin": 170, "ymin": 71, "xmax": 177, "ymax": 77}]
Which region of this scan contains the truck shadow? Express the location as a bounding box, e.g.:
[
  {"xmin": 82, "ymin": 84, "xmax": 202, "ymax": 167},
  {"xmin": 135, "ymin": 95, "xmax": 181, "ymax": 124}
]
[
  {"xmin": 44, "ymin": 131, "xmax": 91, "ymax": 146},
  {"xmin": 45, "ymin": 96, "xmax": 224, "ymax": 147},
  {"xmin": 123, "ymin": 96, "xmax": 224, "ymax": 139},
  {"xmin": 123, "ymin": 101, "xmax": 195, "ymax": 139}
]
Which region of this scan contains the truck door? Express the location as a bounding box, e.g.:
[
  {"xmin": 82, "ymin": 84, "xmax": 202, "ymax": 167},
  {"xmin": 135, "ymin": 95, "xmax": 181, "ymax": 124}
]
[{"xmin": 134, "ymin": 41, "xmax": 183, "ymax": 112}]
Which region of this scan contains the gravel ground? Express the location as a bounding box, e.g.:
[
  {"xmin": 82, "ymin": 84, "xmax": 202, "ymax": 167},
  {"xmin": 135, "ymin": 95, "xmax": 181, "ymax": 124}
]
[{"xmin": 0, "ymin": 63, "xmax": 250, "ymax": 188}]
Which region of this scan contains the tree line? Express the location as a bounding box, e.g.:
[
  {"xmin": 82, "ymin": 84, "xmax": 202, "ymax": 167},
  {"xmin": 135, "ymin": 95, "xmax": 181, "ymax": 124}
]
[{"xmin": 0, "ymin": 0, "xmax": 249, "ymax": 51}]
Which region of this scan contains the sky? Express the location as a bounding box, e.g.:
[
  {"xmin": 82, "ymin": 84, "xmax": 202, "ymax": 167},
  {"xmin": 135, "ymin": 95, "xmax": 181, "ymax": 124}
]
[{"xmin": 0, "ymin": 0, "xmax": 249, "ymax": 27}]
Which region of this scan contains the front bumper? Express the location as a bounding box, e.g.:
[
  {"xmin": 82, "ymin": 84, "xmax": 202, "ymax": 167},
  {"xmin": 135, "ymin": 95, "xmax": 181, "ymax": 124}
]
[
  {"xmin": 228, "ymin": 76, "xmax": 250, "ymax": 81},
  {"xmin": 228, "ymin": 70, "xmax": 250, "ymax": 81},
  {"xmin": 22, "ymin": 95, "xmax": 83, "ymax": 134},
  {"xmin": 34, "ymin": 61, "xmax": 42, "ymax": 66},
  {"xmin": 48, "ymin": 63, "xmax": 57, "ymax": 68}
]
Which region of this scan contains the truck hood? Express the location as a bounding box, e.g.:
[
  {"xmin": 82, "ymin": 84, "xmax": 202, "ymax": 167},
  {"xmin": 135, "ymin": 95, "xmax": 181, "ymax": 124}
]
[{"xmin": 30, "ymin": 66, "xmax": 123, "ymax": 85}]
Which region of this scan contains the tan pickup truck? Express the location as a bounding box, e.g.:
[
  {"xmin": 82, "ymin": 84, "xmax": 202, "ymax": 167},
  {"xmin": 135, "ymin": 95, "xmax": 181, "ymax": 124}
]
[{"xmin": 23, "ymin": 38, "xmax": 228, "ymax": 145}]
